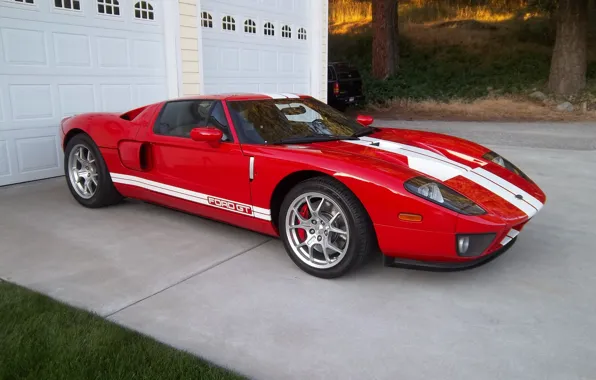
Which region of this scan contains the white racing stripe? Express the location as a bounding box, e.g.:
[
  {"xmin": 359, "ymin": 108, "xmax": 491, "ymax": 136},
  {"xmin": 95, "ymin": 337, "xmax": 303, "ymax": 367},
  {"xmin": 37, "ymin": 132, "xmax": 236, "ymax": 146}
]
[
  {"xmin": 347, "ymin": 138, "xmax": 466, "ymax": 181},
  {"xmin": 261, "ymin": 93, "xmax": 287, "ymax": 99},
  {"xmin": 360, "ymin": 137, "xmax": 472, "ymax": 171},
  {"xmin": 474, "ymin": 167, "xmax": 544, "ymax": 211},
  {"xmin": 111, "ymin": 173, "xmax": 271, "ymax": 221},
  {"xmin": 347, "ymin": 137, "xmax": 543, "ymax": 217},
  {"xmin": 462, "ymin": 171, "xmax": 538, "ymax": 218},
  {"xmin": 500, "ymin": 236, "xmax": 513, "ymax": 246},
  {"xmin": 507, "ymin": 229, "xmax": 520, "ymax": 239},
  {"xmin": 279, "ymin": 93, "xmax": 300, "ymax": 99},
  {"xmin": 407, "ymin": 156, "xmax": 465, "ymax": 181},
  {"xmin": 500, "ymin": 228, "xmax": 520, "ymax": 246}
]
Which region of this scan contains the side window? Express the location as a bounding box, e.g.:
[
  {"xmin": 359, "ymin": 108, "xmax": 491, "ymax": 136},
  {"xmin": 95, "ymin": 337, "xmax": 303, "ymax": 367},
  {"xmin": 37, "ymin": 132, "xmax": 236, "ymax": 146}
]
[
  {"xmin": 206, "ymin": 102, "xmax": 233, "ymax": 142},
  {"xmin": 154, "ymin": 100, "xmax": 214, "ymax": 138}
]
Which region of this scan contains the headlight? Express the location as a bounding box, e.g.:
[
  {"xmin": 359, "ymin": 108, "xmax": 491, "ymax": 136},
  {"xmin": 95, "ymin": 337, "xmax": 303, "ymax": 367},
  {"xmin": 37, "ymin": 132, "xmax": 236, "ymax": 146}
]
[
  {"xmin": 404, "ymin": 177, "xmax": 486, "ymax": 216},
  {"xmin": 483, "ymin": 151, "xmax": 532, "ymax": 182}
]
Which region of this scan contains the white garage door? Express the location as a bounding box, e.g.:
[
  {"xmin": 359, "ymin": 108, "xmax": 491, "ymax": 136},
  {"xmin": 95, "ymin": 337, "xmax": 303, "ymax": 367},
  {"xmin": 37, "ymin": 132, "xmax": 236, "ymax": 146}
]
[
  {"xmin": 200, "ymin": 0, "xmax": 312, "ymax": 95},
  {"xmin": 0, "ymin": 0, "xmax": 168, "ymax": 186}
]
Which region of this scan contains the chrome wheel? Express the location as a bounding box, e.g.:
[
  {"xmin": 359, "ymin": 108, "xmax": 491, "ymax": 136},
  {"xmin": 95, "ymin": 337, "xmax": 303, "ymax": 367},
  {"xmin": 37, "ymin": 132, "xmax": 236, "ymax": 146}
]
[
  {"xmin": 68, "ymin": 144, "xmax": 99, "ymax": 199},
  {"xmin": 285, "ymin": 192, "xmax": 350, "ymax": 269}
]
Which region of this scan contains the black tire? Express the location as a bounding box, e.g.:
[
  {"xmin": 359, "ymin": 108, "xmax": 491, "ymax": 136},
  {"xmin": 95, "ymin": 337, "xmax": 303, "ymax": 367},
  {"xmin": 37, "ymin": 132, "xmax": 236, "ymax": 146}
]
[
  {"xmin": 279, "ymin": 177, "xmax": 375, "ymax": 279},
  {"xmin": 64, "ymin": 133, "xmax": 122, "ymax": 208}
]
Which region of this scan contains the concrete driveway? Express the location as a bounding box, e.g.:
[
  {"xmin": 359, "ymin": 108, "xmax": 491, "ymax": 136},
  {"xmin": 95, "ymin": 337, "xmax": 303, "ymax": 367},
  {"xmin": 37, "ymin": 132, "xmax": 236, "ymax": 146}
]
[{"xmin": 1, "ymin": 121, "xmax": 595, "ymax": 380}]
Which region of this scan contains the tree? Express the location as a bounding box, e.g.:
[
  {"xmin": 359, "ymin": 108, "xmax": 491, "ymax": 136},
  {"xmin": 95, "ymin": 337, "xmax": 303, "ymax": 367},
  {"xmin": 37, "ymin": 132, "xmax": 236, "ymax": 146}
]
[
  {"xmin": 372, "ymin": 0, "xmax": 399, "ymax": 80},
  {"xmin": 548, "ymin": 0, "xmax": 589, "ymax": 96}
]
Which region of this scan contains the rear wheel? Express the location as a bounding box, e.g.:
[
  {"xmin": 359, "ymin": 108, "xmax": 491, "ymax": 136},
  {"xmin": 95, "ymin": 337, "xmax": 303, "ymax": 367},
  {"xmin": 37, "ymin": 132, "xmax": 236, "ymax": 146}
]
[
  {"xmin": 64, "ymin": 133, "xmax": 122, "ymax": 208},
  {"xmin": 279, "ymin": 177, "xmax": 374, "ymax": 278}
]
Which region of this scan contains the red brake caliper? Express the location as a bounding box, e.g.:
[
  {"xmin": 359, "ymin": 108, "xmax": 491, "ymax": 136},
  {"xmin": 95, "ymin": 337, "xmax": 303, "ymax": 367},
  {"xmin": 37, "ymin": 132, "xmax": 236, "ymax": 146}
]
[{"xmin": 296, "ymin": 203, "xmax": 310, "ymax": 241}]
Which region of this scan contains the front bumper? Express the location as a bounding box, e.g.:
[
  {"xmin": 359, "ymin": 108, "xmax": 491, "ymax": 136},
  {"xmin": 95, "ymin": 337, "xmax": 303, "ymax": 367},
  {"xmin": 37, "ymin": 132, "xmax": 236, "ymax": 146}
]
[
  {"xmin": 374, "ymin": 214, "xmax": 530, "ymax": 270},
  {"xmin": 383, "ymin": 237, "xmax": 517, "ymax": 272}
]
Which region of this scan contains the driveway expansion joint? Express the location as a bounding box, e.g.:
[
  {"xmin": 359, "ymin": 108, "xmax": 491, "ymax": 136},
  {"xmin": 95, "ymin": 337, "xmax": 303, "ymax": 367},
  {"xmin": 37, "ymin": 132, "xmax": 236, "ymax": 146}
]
[{"xmin": 103, "ymin": 238, "xmax": 273, "ymax": 318}]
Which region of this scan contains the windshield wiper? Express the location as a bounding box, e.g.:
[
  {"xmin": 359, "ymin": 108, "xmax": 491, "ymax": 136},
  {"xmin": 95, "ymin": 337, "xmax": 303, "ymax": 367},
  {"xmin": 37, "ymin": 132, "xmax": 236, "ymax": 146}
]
[
  {"xmin": 351, "ymin": 127, "xmax": 376, "ymax": 137},
  {"xmin": 269, "ymin": 134, "xmax": 358, "ymax": 145}
]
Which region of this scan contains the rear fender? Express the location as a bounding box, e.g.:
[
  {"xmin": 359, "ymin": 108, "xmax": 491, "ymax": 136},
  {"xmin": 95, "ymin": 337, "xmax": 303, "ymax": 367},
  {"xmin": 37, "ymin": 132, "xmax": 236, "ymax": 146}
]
[{"xmin": 60, "ymin": 103, "xmax": 161, "ymax": 149}]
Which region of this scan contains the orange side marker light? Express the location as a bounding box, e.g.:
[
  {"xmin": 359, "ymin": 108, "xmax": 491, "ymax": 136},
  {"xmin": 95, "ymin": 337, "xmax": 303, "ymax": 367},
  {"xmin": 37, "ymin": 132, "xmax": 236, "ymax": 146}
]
[{"xmin": 398, "ymin": 213, "xmax": 423, "ymax": 222}]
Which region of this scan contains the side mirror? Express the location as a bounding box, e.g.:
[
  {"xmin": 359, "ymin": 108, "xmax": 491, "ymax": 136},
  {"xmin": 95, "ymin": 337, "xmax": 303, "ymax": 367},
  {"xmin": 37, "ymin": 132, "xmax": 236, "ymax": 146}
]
[
  {"xmin": 190, "ymin": 127, "xmax": 223, "ymax": 146},
  {"xmin": 356, "ymin": 114, "xmax": 374, "ymax": 126}
]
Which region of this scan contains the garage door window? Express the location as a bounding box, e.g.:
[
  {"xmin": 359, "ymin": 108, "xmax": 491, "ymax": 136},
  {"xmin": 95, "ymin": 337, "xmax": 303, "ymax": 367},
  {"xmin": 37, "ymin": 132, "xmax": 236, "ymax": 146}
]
[
  {"xmin": 134, "ymin": 1, "xmax": 154, "ymax": 20},
  {"xmin": 201, "ymin": 11, "xmax": 213, "ymax": 28},
  {"xmin": 97, "ymin": 0, "xmax": 120, "ymax": 15},
  {"xmin": 11, "ymin": 0, "xmax": 35, "ymax": 4},
  {"xmin": 222, "ymin": 16, "xmax": 235, "ymax": 31},
  {"xmin": 264, "ymin": 22, "xmax": 275, "ymax": 37},
  {"xmin": 244, "ymin": 19, "xmax": 256, "ymax": 34},
  {"xmin": 298, "ymin": 28, "xmax": 307, "ymax": 40},
  {"xmin": 54, "ymin": 0, "xmax": 80, "ymax": 10},
  {"xmin": 281, "ymin": 25, "xmax": 291, "ymax": 39}
]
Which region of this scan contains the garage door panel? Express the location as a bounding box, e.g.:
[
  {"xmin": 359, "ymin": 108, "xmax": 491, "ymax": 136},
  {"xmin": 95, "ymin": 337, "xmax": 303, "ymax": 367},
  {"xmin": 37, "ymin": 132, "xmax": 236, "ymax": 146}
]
[
  {"xmin": 203, "ymin": 43, "xmax": 306, "ymax": 76},
  {"xmin": 260, "ymin": 51, "xmax": 278, "ymax": 73},
  {"xmin": 0, "ymin": 140, "xmax": 9, "ymax": 177},
  {"xmin": 240, "ymin": 49, "xmax": 259, "ymax": 71},
  {"xmin": 0, "ymin": 78, "xmax": 164, "ymax": 132},
  {"xmin": 101, "ymin": 85, "xmax": 133, "ymax": 112},
  {"xmin": 220, "ymin": 48, "xmax": 240, "ymax": 71},
  {"xmin": 0, "ymin": 1, "xmax": 168, "ymax": 186},
  {"xmin": 53, "ymin": 33, "xmax": 91, "ymax": 67},
  {"xmin": 10, "ymin": 85, "xmax": 54, "ymax": 121},
  {"xmin": 0, "ymin": 90, "xmax": 4, "ymax": 121},
  {"xmin": 211, "ymin": 0, "xmax": 304, "ymax": 15},
  {"xmin": 204, "ymin": 79, "xmax": 309, "ymax": 93},
  {"xmin": 16, "ymin": 136, "xmax": 59, "ymax": 173},
  {"xmin": 1, "ymin": 28, "xmax": 47, "ymax": 65},
  {"xmin": 136, "ymin": 84, "xmax": 167, "ymax": 107},
  {"xmin": 0, "ymin": 127, "xmax": 63, "ymax": 187},
  {"xmin": 59, "ymin": 85, "xmax": 95, "ymax": 116},
  {"xmin": 97, "ymin": 37, "xmax": 129, "ymax": 67},
  {"xmin": 132, "ymin": 40, "xmax": 165, "ymax": 69}
]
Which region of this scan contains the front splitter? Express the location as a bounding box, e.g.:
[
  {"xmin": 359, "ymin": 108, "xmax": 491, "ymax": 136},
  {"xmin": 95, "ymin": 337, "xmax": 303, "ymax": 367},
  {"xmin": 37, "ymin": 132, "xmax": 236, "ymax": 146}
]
[{"xmin": 382, "ymin": 237, "xmax": 517, "ymax": 272}]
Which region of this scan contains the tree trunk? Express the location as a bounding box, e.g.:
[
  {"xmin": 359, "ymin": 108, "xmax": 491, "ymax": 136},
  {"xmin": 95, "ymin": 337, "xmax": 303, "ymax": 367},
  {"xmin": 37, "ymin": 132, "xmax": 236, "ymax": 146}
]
[
  {"xmin": 372, "ymin": 0, "xmax": 399, "ymax": 80},
  {"xmin": 548, "ymin": 0, "xmax": 588, "ymax": 96}
]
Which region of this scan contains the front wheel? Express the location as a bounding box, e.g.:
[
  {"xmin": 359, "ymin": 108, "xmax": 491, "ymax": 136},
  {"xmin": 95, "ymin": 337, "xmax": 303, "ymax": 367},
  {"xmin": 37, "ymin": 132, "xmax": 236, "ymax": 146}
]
[
  {"xmin": 279, "ymin": 177, "xmax": 374, "ymax": 278},
  {"xmin": 64, "ymin": 133, "xmax": 122, "ymax": 208}
]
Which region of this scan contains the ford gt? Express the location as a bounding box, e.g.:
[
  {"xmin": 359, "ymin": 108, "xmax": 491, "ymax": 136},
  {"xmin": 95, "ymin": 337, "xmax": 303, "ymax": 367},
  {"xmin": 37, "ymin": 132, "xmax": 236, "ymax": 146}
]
[{"xmin": 60, "ymin": 93, "xmax": 546, "ymax": 278}]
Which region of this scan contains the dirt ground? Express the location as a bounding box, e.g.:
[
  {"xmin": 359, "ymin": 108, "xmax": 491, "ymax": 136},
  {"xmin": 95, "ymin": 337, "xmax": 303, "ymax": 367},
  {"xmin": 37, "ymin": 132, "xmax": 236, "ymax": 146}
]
[{"xmin": 352, "ymin": 97, "xmax": 596, "ymax": 122}]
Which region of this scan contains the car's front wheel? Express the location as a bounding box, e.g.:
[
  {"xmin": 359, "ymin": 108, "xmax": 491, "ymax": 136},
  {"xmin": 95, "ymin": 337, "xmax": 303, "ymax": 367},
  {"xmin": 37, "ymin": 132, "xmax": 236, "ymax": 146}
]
[
  {"xmin": 64, "ymin": 133, "xmax": 122, "ymax": 208},
  {"xmin": 279, "ymin": 177, "xmax": 374, "ymax": 278}
]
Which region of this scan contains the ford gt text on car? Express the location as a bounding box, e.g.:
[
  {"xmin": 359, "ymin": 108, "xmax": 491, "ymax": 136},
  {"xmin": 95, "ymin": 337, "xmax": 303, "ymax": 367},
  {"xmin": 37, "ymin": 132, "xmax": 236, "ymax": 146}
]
[{"xmin": 60, "ymin": 93, "xmax": 546, "ymax": 278}]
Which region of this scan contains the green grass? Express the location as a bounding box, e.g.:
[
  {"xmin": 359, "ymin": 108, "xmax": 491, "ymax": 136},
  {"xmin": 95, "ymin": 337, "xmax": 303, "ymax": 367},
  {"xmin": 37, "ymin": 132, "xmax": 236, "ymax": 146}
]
[{"xmin": 0, "ymin": 281, "xmax": 244, "ymax": 380}]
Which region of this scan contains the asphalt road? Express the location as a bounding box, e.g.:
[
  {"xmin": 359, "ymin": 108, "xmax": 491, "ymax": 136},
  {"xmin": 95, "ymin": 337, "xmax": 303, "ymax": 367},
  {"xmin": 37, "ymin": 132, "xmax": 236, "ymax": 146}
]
[{"xmin": 1, "ymin": 121, "xmax": 595, "ymax": 380}]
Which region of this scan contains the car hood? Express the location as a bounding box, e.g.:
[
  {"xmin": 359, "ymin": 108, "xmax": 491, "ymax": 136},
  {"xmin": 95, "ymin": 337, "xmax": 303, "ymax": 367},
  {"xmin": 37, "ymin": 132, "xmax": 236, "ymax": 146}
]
[{"xmin": 316, "ymin": 128, "xmax": 546, "ymax": 220}]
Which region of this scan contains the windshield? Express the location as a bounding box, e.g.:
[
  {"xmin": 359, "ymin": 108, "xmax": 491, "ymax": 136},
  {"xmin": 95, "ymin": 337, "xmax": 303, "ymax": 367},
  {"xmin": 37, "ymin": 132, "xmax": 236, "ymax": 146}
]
[{"xmin": 227, "ymin": 97, "xmax": 368, "ymax": 144}]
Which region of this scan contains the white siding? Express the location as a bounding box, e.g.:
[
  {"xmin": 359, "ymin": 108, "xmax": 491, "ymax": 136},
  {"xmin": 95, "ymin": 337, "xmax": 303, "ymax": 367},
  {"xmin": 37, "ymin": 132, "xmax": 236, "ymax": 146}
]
[{"xmin": 179, "ymin": 0, "xmax": 201, "ymax": 95}]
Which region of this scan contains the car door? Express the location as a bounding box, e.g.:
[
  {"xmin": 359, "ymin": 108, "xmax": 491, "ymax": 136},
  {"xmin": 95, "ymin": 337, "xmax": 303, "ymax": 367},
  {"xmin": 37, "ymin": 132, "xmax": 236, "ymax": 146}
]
[{"xmin": 135, "ymin": 99, "xmax": 254, "ymax": 221}]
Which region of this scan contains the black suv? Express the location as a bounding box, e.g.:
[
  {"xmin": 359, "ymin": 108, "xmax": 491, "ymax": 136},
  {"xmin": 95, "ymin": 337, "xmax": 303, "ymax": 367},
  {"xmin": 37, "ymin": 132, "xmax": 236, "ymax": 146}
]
[{"xmin": 327, "ymin": 62, "xmax": 365, "ymax": 111}]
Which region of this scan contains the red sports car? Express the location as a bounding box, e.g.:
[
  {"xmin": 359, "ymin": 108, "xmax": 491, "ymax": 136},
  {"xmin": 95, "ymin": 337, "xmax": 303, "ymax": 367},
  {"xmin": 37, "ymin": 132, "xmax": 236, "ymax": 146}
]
[{"xmin": 60, "ymin": 93, "xmax": 546, "ymax": 278}]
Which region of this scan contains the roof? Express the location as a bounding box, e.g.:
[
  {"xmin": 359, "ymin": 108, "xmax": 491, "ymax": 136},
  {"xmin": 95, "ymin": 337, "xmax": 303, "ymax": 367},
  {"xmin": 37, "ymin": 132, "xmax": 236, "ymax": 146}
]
[{"xmin": 176, "ymin": 93, "xmax": 311, "ymax": 101}]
